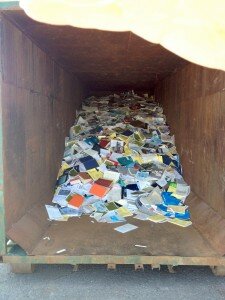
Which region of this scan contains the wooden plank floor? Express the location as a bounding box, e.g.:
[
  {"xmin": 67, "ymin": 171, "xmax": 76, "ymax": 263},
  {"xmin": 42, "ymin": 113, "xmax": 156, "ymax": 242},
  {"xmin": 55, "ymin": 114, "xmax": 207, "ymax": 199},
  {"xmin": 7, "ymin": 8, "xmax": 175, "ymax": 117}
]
[{"xmin": 32, "ymin": 216, "xmax": 219, "ymax": 257}]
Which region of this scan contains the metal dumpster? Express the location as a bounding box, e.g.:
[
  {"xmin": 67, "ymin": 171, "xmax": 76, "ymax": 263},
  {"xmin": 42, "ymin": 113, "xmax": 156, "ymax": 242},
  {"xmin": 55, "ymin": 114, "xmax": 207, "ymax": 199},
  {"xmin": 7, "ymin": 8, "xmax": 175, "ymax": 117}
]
[{"xmin": 0, "ymin": 3, "xmax": 225, "ymax": 275}]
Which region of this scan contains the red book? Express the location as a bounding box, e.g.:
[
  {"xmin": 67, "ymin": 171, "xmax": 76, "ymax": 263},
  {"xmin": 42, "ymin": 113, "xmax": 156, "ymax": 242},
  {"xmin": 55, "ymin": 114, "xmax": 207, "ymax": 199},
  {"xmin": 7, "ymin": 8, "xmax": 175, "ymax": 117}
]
[
  {"xmin": 99, "ymin": 139, "xmax": 110, "ymax": 148},
  {"xmin": 95, "ymin": 178, "xmax": 113, "ymax": 188},
  {"xmin": 79, "ymin": 172, "xmax": 92, "ymax": 183}
]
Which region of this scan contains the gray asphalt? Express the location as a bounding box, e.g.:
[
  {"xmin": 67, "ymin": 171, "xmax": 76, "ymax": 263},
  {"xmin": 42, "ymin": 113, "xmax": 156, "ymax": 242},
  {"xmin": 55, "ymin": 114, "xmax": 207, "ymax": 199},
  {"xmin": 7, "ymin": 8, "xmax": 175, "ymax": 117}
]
[{"xmin": 0, "ymin": 264, "xmax": 225, "ymax": 300}]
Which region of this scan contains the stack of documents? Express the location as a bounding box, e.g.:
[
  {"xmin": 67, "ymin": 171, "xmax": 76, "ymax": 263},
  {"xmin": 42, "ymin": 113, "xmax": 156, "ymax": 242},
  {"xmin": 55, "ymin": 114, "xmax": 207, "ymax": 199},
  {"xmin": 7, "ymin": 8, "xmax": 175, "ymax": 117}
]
[{"xmin": 45, "ymin": 91, "xmax": 192, "ymax": 230}]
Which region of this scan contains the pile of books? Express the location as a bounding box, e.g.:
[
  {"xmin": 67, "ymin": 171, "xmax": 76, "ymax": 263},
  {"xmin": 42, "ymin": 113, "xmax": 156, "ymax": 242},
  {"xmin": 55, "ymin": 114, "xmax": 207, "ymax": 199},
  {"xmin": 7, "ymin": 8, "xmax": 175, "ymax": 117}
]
[{"xmin": 45, "ymin": 91, "xmax": 192, "ymax": 232}]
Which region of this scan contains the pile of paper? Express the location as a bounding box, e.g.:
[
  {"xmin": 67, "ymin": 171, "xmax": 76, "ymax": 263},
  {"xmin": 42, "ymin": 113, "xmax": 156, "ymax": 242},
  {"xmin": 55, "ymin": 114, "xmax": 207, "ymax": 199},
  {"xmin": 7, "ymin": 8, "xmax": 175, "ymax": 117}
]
[{"xmin": 45, "ymin": 91, "xmax": 192, "ymax": 231}]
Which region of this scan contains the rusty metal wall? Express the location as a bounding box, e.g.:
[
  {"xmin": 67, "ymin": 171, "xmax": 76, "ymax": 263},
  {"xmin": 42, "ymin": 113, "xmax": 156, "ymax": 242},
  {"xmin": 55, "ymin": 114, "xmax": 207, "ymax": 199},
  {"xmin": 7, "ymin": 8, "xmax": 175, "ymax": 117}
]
[
  {"xmin": 155, "ymin": 64, "xmax": 225, "ymax": 217},
  {"xmin": 1, "ymin": 16, "xmax": 84, "ymax": 231},
  {"xmin": 2, "ymin": 11, "xmax": 187, "ymax": 92}
]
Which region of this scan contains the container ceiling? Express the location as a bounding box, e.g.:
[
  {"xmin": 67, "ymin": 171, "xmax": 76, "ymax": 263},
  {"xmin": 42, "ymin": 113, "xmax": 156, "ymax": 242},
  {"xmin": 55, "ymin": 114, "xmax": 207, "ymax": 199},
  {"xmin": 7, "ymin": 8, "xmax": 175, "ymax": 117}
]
[{"xmin": 2, "ymin": 10, "xmax": 187, "ymax": 91}]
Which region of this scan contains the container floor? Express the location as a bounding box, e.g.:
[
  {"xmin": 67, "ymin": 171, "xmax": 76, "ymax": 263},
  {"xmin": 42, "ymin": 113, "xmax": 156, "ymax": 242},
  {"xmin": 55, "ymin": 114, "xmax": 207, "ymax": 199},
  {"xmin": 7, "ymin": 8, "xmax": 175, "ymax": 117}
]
[{"xmin": 31, "ymin": 216, "xmax": 219, "ymax": 257}]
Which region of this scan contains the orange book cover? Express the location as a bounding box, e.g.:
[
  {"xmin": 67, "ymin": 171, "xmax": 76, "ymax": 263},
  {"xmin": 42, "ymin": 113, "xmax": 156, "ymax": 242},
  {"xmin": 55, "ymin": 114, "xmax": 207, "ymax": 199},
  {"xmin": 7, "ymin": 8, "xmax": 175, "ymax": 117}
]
[
  {"xmin": 68, "ymin": 194, "xmax": 84, "ymax": 208},
  {"xmin": 89, "ymin": 183, "xmax": 109, "ymax": 198}
]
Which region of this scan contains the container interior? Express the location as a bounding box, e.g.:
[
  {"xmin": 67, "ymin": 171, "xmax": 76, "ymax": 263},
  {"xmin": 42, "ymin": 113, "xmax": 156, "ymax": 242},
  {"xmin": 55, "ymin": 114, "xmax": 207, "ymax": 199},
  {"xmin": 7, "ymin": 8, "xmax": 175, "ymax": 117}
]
[{"xmin": 1, "ymin": 10, "xmax": 225, "ymax": 257}]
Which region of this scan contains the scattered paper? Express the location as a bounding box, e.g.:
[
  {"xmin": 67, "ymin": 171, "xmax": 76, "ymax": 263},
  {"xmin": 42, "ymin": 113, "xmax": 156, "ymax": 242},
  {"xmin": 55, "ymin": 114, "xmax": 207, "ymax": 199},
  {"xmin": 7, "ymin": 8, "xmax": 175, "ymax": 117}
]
[
  {"xmin": 117, "ymin": 207, "xmax": 133, "ymax": 217},
  {"xmin": 103, "ymin": 170, "xmax": 120, "ymax": 182},
  {"xmin": 114, "ymin": 223, "xmax": 138, "ymax": 233},
  {"xmin": 90, "ymin": 212, "xmax": 103, "ymax": 222},
  {"xmin": 133, "ymin": 212, "xmax": 151, "ymax": 221},
  {"xmin": 168, "ymin": 205, "xmax": 187, "ymax": 214},
  {"xmin": 45, "ymin": 205, "xmax": 64, "ymax": 221},
  {"xmin": 148, "ymin": 214, "xmax": 168, "ymax": 223},
  {"xmin": 101, "ymin": 211, "xmax": 125, "ymax": 223},
  {"xmin": 168, "ymin": 218, "xmax": 192, "ymax": 227},
  {"xmin": 56, "ymin": 249, "xmax": 66, "ymax": 254},
  {"xmin": 135, "ymin": 244, "xmax": 147, "ymax": 248}
]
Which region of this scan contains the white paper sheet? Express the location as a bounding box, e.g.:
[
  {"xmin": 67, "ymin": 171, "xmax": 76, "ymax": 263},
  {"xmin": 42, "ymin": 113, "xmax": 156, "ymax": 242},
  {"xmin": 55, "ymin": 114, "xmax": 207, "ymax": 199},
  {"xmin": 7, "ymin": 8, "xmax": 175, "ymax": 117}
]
[
  {"xmin": 45, "ymin": 205, "xmax": 63, "ymax": 220},
  {"xmin": 114, "ymin": 223, "xmax": 138, "ymax": 233}
]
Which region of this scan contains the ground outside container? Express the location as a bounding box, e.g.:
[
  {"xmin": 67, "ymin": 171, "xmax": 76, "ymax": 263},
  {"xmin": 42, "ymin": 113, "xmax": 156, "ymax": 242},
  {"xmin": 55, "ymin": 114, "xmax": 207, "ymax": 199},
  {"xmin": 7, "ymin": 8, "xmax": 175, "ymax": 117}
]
[{"xmin": 0, "ymin": 3, "xmax": 225, "ymax": 275}]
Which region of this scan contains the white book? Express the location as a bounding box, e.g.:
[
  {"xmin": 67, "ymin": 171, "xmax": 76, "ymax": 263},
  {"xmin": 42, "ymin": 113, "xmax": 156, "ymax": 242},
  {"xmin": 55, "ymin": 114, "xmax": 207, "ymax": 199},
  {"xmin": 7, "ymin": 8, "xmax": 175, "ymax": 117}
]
[{"xmin": 114, "ymin": 223, "xmax": 138, "ymax": 233}]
